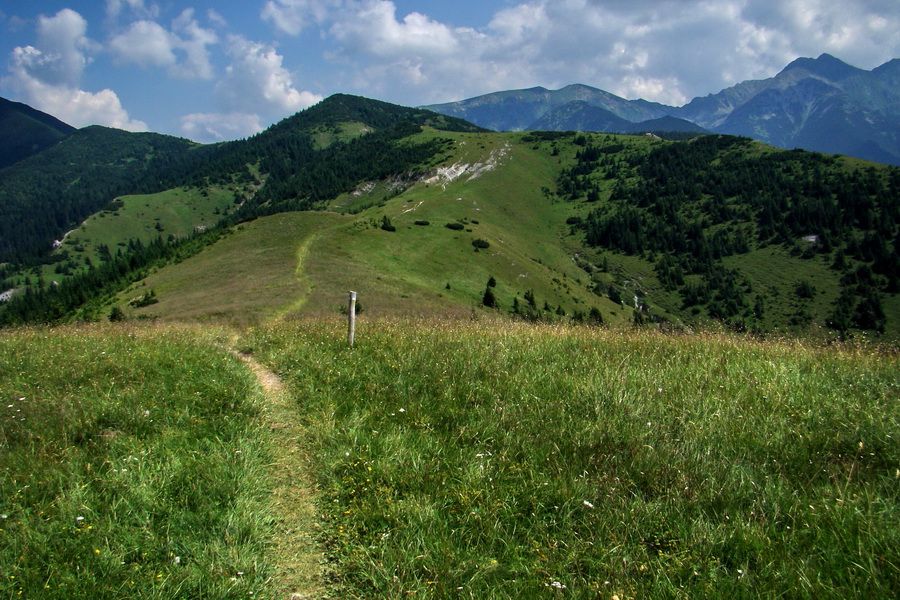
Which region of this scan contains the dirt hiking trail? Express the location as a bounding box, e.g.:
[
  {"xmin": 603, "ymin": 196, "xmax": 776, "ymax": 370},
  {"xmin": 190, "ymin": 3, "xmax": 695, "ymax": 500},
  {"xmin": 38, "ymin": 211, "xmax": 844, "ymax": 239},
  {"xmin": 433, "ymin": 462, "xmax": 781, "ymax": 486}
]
[{"xmin": 236, "ymin": 351, "xmax": 328, "ymax": 600}]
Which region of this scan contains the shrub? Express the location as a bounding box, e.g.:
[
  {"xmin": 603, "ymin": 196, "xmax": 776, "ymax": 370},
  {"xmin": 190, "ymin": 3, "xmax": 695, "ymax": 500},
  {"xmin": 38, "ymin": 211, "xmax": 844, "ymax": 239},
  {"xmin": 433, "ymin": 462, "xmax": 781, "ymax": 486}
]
[
  {"xmin": 482, "ymin": 287, "xmax": 497, "ymax": 308},
  {"xmin": 472, "ymin": 239, "xmax": 490, "ymax": 249},
  {"xmin": 414, "ymin": 220, "xmax": 430, "ymax": 226},
  {"xmin": 446, "ymin": 222, "xmax": 465, "ymax": 231}
]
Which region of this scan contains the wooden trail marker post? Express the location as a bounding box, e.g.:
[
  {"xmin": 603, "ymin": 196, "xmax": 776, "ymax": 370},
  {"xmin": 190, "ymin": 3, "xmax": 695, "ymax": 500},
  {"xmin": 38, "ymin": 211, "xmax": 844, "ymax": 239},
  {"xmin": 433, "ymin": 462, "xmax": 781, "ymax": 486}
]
[{"xmin": 347, "ymin": 291, "xmax": 357, "ymax": 348}]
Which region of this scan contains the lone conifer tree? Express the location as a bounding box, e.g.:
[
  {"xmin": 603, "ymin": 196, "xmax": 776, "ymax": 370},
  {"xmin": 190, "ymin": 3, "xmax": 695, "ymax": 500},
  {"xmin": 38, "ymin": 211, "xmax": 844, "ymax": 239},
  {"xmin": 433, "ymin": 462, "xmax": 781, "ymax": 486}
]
[{"xmin": 482, "ymin": 287, "xmax": 497, "ymax": 308}]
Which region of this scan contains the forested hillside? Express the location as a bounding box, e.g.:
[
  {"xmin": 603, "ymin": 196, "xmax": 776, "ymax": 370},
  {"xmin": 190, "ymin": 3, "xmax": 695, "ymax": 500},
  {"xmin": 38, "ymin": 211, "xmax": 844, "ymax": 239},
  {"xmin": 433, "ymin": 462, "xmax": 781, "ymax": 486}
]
[
  {"xmin": 0, "ymin": 127, "xmax": 197, "ymax": 263},
  {"xmin": 557, "ymin": 134, "xmax": 898, "ymax": 333},
  {"xmin": 0, "ymin": 97, "xmax": 75, "ymax": 169},
  {"xmin": 0, "ymin": 95, "xmax": 483, "ymax": 266},
  {"xmin": 0, "ymin": 96, "xmax": 898, "ymax": 340}
]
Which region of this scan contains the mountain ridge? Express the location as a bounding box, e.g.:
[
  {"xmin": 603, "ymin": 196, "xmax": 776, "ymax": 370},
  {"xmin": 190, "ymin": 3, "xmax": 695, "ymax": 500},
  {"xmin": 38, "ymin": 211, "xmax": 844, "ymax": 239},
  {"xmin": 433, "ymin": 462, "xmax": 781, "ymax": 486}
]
[
  {"xmin": 0, "ymin": 97, "xmax": 76, "ymax": 169},
  {"xmin": 1, "ymin": 93, "xmax": 897, "ymax": 341},
  {"xmin": 424, "ymin": 54, "xmax": 900, "ymax": 165}
]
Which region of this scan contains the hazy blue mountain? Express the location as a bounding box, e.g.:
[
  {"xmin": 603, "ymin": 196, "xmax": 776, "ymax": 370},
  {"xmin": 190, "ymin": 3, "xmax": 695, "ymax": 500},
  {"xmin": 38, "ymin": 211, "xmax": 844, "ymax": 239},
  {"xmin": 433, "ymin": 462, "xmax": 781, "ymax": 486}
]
[
  {"xmin": 425, "ymin": 54, "xmax": 900, "ymax": 164},
  {"xmin": 423, "ymin": 84, "xmax": 669, "ymax": 131},
  {"xmin": 527, "ymin": 101, "xmax": 632, "ymax": 132},
  {"xmin": 527, "ymin": 101, "xmax": 709, "ymax": 136},
  {"xmin": 681, "ymin": 54, "xmax": 900, "ymax": 164},
  {"xmin": 622, "ymin": 115, "xmax": 710, "ymax": 135},
  {"xmin": 0, "ymin": 97, "xmax": 75, "ymax": 169}
]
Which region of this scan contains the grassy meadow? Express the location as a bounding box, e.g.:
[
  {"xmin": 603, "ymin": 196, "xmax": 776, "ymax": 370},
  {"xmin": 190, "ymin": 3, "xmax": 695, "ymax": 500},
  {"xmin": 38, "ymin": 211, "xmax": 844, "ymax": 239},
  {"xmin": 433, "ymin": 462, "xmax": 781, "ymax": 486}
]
[
  {"xmin": 245, "ymin": 318, "xmax": 898, "ymax": 599},
  {"xmin": 1, "ymin": 318, "xmax": 897, "ymax": 598},
  {"xmin": 0, "ymin": 325, "xmax": 274, "ymax": 599}
]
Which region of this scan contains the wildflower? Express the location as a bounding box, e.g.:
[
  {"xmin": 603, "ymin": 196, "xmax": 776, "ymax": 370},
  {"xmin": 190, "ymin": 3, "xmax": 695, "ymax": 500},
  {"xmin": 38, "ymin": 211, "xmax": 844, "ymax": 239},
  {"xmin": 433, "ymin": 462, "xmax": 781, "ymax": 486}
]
[{"xmin": 546, "ymin": 581, "xmax": 566, "ymax": 589}]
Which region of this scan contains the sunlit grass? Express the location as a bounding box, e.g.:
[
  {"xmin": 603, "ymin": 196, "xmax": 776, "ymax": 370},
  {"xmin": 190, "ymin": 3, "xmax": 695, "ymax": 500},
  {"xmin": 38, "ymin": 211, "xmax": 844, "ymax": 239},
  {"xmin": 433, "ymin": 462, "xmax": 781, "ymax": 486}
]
[
  {"xmin": 247, "ymin": 317, "xmax": 899, "ymax": 599},
  {"xmin": 2, "ymin": 318, "xmax": 896, "ymax": 598},
  {"xmin": 0, "ymin": 324, "xmax": 273, "ymax": 599}
]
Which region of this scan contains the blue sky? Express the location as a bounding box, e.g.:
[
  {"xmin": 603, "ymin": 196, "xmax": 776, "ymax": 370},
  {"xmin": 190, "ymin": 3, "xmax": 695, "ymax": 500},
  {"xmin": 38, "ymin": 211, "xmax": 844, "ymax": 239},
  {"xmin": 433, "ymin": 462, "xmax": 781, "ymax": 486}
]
[{"xmin": 1, "ymin": 0, "xmax": 898, "ymax": 143}]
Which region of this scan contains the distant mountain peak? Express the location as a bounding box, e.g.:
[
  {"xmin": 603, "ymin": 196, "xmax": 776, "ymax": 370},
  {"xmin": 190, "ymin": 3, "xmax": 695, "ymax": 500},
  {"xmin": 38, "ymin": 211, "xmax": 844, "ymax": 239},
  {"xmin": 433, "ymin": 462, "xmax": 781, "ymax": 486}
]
[{"xmin": 779, "ymin": 53, "xmax": 866, "ymax": 81}]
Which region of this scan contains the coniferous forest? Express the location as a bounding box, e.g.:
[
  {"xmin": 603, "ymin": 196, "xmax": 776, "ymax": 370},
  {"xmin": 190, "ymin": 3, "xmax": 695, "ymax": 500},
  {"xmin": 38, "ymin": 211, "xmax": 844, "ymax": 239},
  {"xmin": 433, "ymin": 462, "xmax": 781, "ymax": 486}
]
[
  {"xmin": 556, "ymin": 134, "xmax": 898, "ymax": 333},
  {"xmin": 0, "ymin": 95, "xmax": 898, "ymax": 338}
]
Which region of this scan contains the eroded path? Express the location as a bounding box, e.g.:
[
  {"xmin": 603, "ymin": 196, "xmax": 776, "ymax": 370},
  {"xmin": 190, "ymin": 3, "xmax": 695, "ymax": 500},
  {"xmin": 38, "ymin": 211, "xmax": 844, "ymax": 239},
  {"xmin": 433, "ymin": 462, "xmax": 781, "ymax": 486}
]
[{"xmin": 235, "ymin": 351, "xmax": 327, "ymax": 600}]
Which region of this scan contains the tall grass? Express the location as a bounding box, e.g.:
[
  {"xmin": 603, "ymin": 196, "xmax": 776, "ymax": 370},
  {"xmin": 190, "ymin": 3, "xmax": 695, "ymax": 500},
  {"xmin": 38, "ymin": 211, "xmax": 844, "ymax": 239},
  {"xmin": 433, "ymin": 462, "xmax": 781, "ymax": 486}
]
[
  {"xmin": 0, "ymin": 325, "xmax": 273, "ymax": 599},
  {"xmin": 247, "ymin": 318, "xmax": 899, "ymax": 599}
]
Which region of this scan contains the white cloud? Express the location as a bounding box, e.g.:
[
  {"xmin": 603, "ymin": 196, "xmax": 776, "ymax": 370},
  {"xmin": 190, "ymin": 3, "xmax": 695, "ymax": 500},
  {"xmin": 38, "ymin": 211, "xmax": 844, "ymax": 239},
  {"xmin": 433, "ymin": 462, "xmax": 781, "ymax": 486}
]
[
  {"xmin": 109, "ymin": 20, "xmax": 177, "ymax": 68},
  {"xmin": 261, "ymin": 0, "xmax": 343, "ymax": 36},
  {"xmin": 170, "ymin": 9, "xmax": 217, "ymax": 79},
  {"xmin": 3, "ymin": 8, "xmax": 146, "ymax": 131},
  {"xmin": 216, "ymin": 35, "xmax": 322, "ymax": 116},
  {"xmin": 3, "ymin": 60, "xmax": 147, "ymax": 130},
  {"xmin": 180, "ymin": 112, "xmax": 263, "ymax": 143},
  {"xmin": 261, "ymin": 0, "xmax": 900, "ymax": 107},
  {"xmin": 109, "ymin": 9, "xmax": 217, "ymax": 80},
  {"xmin": 207, "ymin": 9, "xmax": 228, "ymax": 29},
  {"xmin": 329, "ymin": 2, "xmax": 466, "ymax": 58},
  {"xmin": 106, "ymin": 0, "xmax": 159, "ymax": 21},
  {"xmin": 29, "ymin": 8, "xmax": 93, "ymax": 87}
]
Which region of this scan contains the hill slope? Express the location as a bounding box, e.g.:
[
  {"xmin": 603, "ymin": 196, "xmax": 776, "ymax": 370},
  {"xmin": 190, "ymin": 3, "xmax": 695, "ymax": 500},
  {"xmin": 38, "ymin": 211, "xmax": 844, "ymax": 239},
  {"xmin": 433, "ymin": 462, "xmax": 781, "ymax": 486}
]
[
  {"xmin": 1, "ymin": 96, "xmax": 897, "ymax": 341},
  {"xmin": 0, "ymin": 96, "xmax": 75, "ymax": 169},
  {"xmin": 0, "ymin": 94, "xmax": 484, "ymax": 266},
  {"xmin": 105, "ymin": 128, "xmax": 899, "ymax": 340}
]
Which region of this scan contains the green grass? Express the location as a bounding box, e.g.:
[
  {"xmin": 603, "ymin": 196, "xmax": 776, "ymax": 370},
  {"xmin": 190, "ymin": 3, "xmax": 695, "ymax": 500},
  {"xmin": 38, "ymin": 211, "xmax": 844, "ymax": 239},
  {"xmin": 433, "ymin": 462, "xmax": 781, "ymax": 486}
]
[
  {"xmin": 24, "ymin": 186, "xmax": 241, "ymax": 287},
  {"xmin": 2, "ymin": 317, "xmax": 896, "ymax": 598},
  {"xmin": 0, "ymin": 324, "xmax": 274, "ymax": 598},
  {"xmin": 116, "ymin": 212, "xmax": 347, "ymax": 325},
  {"xmin": 126, "ymin": 131, "xmax": 625, "ymax": 323},
  {"xmin": 246, "ymin": 318, "xmax": 900, "ymax": 599}
]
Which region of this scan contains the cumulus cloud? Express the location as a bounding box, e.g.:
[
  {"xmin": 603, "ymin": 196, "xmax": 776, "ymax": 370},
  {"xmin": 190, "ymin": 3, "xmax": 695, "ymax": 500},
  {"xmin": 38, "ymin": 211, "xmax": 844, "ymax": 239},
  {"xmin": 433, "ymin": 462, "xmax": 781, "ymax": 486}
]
[
  {"xmin": 2, "ymin": 8, "xmax": 146, "ymax": 131},
  {"xmin": 169, "ymin": 9, "xmax": 218, "ymax": 79},
  {"xmin": 27, "ymin": 8, "xmax": 94, "ymax": 87},
  {"xmin": 109, "ymin": 20, "xmax": 176, "ymax": 68},
  {"xmin": 4, "ymin": 58, "xmax": 147, "ymax": 130},
  {"xmin": 216, "ymin": 35, "xmax": 322, "ymax": 115},
  {"xmin": 262, "ymin": 0, "xmax": 900, "ymax": 107},
  {"xmin": 180, "ymin": 112, "xmax": 263, "ymax": 142},
  {"xmin": 261, "ymin": 0, "xmax": 343, "ymax": 35},
  {"xmin": 109, "ymin": 9, "xmax": 217, "ymax": 79},
  {"xmin": 329, "ymin": 2, "xmax": 467, "ymax": 58},
  {"xmin": 106, "ymin": 0, "xmax": 159, "ymax": 21}
]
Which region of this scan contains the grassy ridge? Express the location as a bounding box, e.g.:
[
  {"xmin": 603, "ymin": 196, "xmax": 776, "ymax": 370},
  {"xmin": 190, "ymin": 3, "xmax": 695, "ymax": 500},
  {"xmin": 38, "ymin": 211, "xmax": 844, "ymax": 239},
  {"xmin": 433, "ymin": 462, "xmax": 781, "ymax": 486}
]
[
  {"xmin": 20, "ymin": 186, "xmax": 240, "ymax": 288},
  {"xmin": 124, "ymin": 212, "xmax": 348, "ymax": 324},
  {"xmin": 0, "ymin": 325, "xmax": 273, "ymax": 599},
  {"xmin": 246, "ymin": 318, "xmax": 899, "ymax": 598},
  {"xmin": 84, "ymin": 128, "xmax": 897, "ymax": 340}
]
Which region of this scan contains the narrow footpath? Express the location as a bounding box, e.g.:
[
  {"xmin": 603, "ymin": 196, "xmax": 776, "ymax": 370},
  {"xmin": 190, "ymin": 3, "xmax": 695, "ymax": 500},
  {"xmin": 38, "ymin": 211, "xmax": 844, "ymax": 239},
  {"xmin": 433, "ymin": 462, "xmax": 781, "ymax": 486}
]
[{"xmin": 235, "ymin": 351, "xmax": 328, "ymax": 600}]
